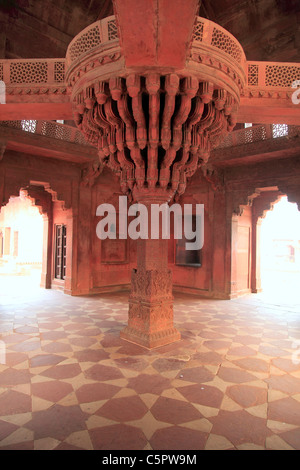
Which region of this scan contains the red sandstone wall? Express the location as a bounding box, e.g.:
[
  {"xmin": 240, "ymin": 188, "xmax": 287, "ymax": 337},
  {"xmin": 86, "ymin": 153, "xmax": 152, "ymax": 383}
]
[
  {"xmin": 90, "ymin": 169, "xmax": 137, "ymax": 293},
  {"xmin": 2, "ymin": 148, "xmax": 299, "ymax": 300},
  {"xmin": 231, "ymin": 205, "xmax": 252, "ymax": 297},
  {"xmin": 169, "ymin": 172, "xmax": 217, "ymax": 297}
]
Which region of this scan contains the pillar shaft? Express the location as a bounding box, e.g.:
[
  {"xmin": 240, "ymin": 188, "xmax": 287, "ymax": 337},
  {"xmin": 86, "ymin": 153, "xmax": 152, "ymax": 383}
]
[
  {"xmin": 40, "ymin": 214, "xmax": 52, "ymax": 289},
  {"xmin": 121, "ymin": 203, "xmax": 181, "ymax": 349},
  {"xmin": 251, "ymin": 216, "xmax": 262, "ymax": 293},
  {"xmin": 113, "ymin": 0, "xmax": 199, "ymax": 69}
]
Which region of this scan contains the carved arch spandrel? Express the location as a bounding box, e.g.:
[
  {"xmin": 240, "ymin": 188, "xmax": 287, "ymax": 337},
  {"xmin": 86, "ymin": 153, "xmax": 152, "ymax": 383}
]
[
  {"xmin": 278, "ymin": 185, "xmax": 300, "ymax": 212},
  {"xmin": 1, "ymin": 179, "xmax": 71, "ymax": 211},
  {"xmin": 19, "ymin": 186, "xmax": 53, "ymax": 216},
  {"xmin": 252, "ymin": 190, "xmax": 284, "ymax": 221},
  {"xmin": 230, "ymin": 188, "xmax": 261, "ymax": 216},
  {"xmin": 229, "ymin": 183, "xmax": 300, "ymax": 218}
]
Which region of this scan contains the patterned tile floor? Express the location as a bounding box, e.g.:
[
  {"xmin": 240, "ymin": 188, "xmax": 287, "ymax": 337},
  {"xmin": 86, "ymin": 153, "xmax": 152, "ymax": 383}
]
[{"xmin": 0, "ymin": 275, "xmax": 300, "ymax": 450}]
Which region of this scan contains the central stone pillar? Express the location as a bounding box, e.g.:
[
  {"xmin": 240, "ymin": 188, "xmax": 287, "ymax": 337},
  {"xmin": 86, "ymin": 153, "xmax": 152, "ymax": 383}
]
[
  {"xmin": 120, "ymin": 198, "xmax": 181, "ymax": 349},
  {"xmin": 66, "ymin": 4, "xmax": 246, "ymax": 348}
]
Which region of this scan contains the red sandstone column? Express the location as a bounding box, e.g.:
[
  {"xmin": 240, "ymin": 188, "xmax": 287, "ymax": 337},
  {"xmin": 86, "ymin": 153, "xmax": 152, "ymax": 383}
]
[
  {"xmin": 113, "ymin": 0, "xmax": 199, "ymax": 69},
  {"xmin": 120, "ymin": 199, "xmax": 181, "ymax": 349},
  {"xmin": 40, "ymin": 213, "xmax": 53, "ymax": 289},
  {"xmin": 64, "ymin": 211, "xmax": 74, "ymax": 295},
  {"xmin": 251, "ymin": 216, "xmax": 262, "ymax": 293}
]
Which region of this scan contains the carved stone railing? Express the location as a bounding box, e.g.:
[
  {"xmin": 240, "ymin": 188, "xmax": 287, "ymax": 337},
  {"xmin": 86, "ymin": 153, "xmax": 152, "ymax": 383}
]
[
  {"xmin": 0, "ymin": 58, "xmax": 66, "ymax": 95},
  {"xmin": 0, "ymin": 119, "xmax": 90, "ymax": 146},
  {"xmin": 192, "ymin": 17, "xmax": 246, "ymax": 67},
  {"xmin": 0, "ymin": 15, "xmax": 300, "ymax": 125},
  {"xmin": 65, "ymin": 15, "xmax": 120, "ymax": 90},
  {"xmin": 189, "ymin": 17, "xmax": 247, "ymax": 104},
  {"xmin": 247, "ymin": 61, "xmax": 300, "ymax": 90},
  {"xmin": 66, "ymin": 15, "xmax": 118, "ymax": 67},
  {"xmin": 65, "ymin": 15, "xmax": 247, "ymax": 104},
  {"xmin": 216, "ymin": 123, "xmax": 300, "ymax": 149}
]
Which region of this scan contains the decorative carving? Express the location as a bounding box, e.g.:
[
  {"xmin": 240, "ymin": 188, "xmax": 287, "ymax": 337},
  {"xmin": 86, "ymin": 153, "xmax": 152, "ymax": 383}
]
[
  {"xmin": 71, "ymin": 74, "xmax": 238, "ymax": 202},
  {"xmin": 211, "ymin": 27, "xmax": 243, "ymax": 63},
  {"xmin": 202, "ymin": 164, "xmax": 224, "ymax": 191},
  {"xmin": 6, "ymin": 86, "xmax": 67, "ymax": 96},
  {"xmin": 216, "ymin": 124, "xmax": 300, "ymax": 150},
  {"xmin": 130, "ymin": 269, "xmax": 173, "ymax": 302},
  {"xmin": 10, "ymin": 61, "xmax": 48, "ymax": 84},
  {"xmin": 64, "ymin": 12, "xmax": 247, "ymax": 349},
  {"xmin": 81, "ymin": 161, "xmax": 104, "ymax": 187},
  {"xmin": 248, "ymin": 64, "xmax": 259, "ymax": 86},
  {"xmin": 0, "ymin": 120, "xmax": 90, "ymax": 146},
  {"xmin": 278, "ymin": 185, "xmax": 300, "ymax": 211},
  {"xmin": 21, "ymin": 186, "xmax": 53, "ymax": 216},
  {"xmin": 252, "ymin": 190, "xmax": 283, "ymax": 220},
  {"xmin": 69, "ymin": 25, "xmax": 102, "ymax": 62},
  {"xmin": 265, "ymin": 64, "xmax": 300, "ymax": 88},
  {"xmin": 231, "ymin": 188, "xmax": 260, "ymax": 216}
]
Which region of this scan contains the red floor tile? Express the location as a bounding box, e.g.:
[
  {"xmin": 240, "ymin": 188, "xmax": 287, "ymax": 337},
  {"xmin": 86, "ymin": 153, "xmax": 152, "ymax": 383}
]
[
  {"xmin": 150, "ymin": 396, "xmax": 203, "ymax": 424},
  {"xmin": 150, "ymin": 426, "xmax": 208, "ymax": 450},
  {"xmin": 226, "ymin": 384, "xmax": 268, "ymax": 408},
  {"xmin": 89, "ymin": 424, "xmax": 147, "ymax": 450},
  {"xmin": 178, "ymin": 384, "xmax": 224, "ymax": 408},
  {"xmin": 97, "ymin": 395, "xmax": 148, "ymax": 421},
  {"xmin": 210, "ymin": 410, "xmax": 271, "ymax": 447},
  {"xmin": 25, "ymin": 405, "xmax": 89, "ymax": 440}
]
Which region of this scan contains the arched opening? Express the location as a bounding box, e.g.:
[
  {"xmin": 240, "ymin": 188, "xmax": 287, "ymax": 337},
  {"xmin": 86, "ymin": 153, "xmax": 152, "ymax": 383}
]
[
  {"xmin": 260, "ymin": 195, "xmax": 300, "ymax": 304},
  {"xmin": 0, "ymin": 182, "xmax": 72, "ymax": 298},
  {"xmin": 0, "ymin": 190, "xmax": 44, "ymax": 295}
]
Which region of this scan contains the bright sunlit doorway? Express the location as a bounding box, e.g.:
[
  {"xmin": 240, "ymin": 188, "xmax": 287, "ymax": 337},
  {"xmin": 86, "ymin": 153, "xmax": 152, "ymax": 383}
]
[
  {"xmin": 260, "ymin": 196, "xmax": 300, "ymax": 306},
  {"xmin": 0, "ymin": 190, "xmax": 44, "ymax": 301}
]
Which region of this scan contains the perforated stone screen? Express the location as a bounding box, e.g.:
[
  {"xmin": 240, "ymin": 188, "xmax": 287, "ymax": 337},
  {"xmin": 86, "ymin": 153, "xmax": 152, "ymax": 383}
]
[
  {"xmin": 248, "ymin": 64, "xmax": 259, "ymax": 86},
  {"xmin": 266, "ymin": 65, "xmax": 300, "ymax": 87},
  {"xmin": 54, "ymin": 61, "xmax": 65, "ymax": 84},
  {"xmin": 10, "ymin": 62, "xmax": 48, "ymax": 84},
  {"xmin": 69, "ymin": 25, "xmax": 102, "ymax": 62},
  {"xmin": 193, "ymin": 21, "xmax": 204, "ymax": 42},
  {"xmin": 211, "ymin": 28, "xmax": 243, "ymax": 63},
  {"xmin": 107, "ymin": 19, "xmax": 118, "ymax": 41}
]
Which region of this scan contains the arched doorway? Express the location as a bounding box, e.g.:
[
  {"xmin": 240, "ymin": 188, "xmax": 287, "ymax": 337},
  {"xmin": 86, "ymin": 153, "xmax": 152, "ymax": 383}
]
[
  {"xmin": 260, "ymin": 196, "xmax": 300, "ymax": 304},
  {"xmin": 0, "ymin": 182, "xmax": 72, "ymax": 298},
  {"xmin": 0, "ymin": 190, "xmax": 44, "ymax": 296}
]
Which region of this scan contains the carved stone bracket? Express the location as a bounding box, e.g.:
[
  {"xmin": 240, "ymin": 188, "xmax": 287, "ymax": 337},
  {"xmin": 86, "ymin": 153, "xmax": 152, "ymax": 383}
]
[
  {"xmin": 81, "ymin": 160, "xmax": 104, "ymax": 187},
  {"xmin": 201, "ymin": 164, "xmax": 224, "ymax": 191}
]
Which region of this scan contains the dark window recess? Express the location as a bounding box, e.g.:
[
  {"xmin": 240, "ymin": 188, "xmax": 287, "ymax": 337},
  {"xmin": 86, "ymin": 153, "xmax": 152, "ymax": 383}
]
[
  {"xmin": 175, "ymin": 215, "xmax": 202, "ymax": 267},
  {"xmin": 55, "ymin": 225, "xmax": 67, "ymax": 280}
]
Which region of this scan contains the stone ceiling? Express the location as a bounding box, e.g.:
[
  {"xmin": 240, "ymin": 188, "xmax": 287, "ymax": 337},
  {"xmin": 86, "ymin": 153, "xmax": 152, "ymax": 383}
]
[{"xmin": 0, "ymin": 0, "xmax": 299, "ymax": 62}]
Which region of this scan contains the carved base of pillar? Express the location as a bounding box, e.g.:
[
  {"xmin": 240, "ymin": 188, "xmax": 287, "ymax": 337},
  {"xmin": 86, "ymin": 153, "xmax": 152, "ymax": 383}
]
[
  {"xmin": 120, "ymin": 323, "xmax": 181, "ymax": 349},
  {"xmin": 120, "ymin": 268, "xmax": 181, "ymax": 349}
]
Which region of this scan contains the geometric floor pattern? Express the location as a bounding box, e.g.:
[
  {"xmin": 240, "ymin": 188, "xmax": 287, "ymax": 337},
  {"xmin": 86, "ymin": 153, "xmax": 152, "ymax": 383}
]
[{"xmin": 0, "ymin": 279, "xmax": 300, "ymax": 450}]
